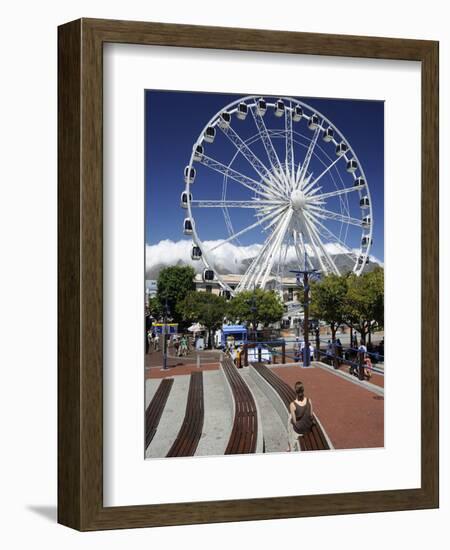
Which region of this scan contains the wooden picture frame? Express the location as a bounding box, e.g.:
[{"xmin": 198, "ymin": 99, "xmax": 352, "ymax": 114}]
[{"xmin": 58, "ymin": 18, "xmax": 439, "ymax": 531}]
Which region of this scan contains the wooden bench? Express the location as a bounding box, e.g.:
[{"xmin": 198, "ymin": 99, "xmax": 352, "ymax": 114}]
[
  {"xmin": 252, "ymin": 363, "xmax": 331, "ymax": 451},
  {"xmin": 221, "ymin": 357, "xmax": 258, "ymax": 454},
  {"xmin": 166, "ymin": 371, "xmax": 204, "ymax": 457},
  {"xmin": 145, "ymin": 378, "xmax": 174, "ymax": 449}
]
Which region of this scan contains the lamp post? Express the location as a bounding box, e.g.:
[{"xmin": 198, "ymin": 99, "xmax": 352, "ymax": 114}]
[
  {"xmin": 247, "ymin": 285, "xmax": 258, "ymax": 343},
  {"xmin": 291, "ymin": 242, "xmax": 321, "ymax": 367},
  {"xmin": 161, "ymin": 298, "xmax": 170, "ymax": 371}
]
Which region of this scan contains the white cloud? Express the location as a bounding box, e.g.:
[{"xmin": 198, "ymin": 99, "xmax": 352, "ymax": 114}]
[
  {"xmin": 145, "ymin": 239, "xmax": 259, "ymax": 279},
  {"xmin": 145, "ymin": 239, "xmax": 382, "ymax": 279}
]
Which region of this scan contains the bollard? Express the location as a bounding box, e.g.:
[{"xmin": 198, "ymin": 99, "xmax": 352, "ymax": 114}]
[{"xmin": 197, "ymin": 354, "xmax": 200, "ymax": 369}]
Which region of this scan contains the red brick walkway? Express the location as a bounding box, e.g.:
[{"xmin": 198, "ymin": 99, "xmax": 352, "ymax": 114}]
[
  {"xmin": 147, "ymin": 362, "xmax": 220, "ymax": 379},
  {"xmin": 145, "ymin": 348, "xmax": 222, "ymax": 379},
  {"xmin": 332, "ymin": 363, "xmax": 385, "ymax": 389},
  {"xmin": 272, "ymin": 365, "xmax": 384, "ymax": 450}
]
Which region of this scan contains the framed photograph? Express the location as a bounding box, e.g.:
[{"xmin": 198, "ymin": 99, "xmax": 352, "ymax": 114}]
[{"xmin": 58, "ymin": 18, "xmax": 439, "ymax": 530}]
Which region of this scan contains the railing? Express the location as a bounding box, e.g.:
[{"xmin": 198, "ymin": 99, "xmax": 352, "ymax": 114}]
[{"xmin": 227, "ymin": 337, "xmax": 384, "ymax": 372}]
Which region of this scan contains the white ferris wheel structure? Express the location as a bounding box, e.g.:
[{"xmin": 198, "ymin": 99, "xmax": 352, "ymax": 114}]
[{"xmin": 180, "ymin": 96, "xmax": 373, "ymax": 296}]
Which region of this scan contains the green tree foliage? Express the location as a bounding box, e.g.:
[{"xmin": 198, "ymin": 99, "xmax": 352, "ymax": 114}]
[
  {"xmin": 309, "ymin": 268, "xmax": 384, "ymax": 344},
  {"xmin": 147, "ymin": 296, "xmax": 163, "ymax": 321},
  {"xmin": 179, "ymin": 291, "xmax": 227, "ymax": 349},
  {"xmin": 309, "ymin": 274, "xmax": 348, "ymax": 342},
  {"xmin": 156, "ymin": 265, "xmax": 196, "ymax": 323},
  {"xmin": 344, "ymin": 267, "xmax": 384, "ymax": 343},
  {"xmin": 227, "ymin": 288, "xmax": 284, "ymax": 329}
]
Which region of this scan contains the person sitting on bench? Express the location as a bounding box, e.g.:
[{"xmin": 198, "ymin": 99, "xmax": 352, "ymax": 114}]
[{"xmin": 287, "ymin": 381, "xmax": 314, "ymax": 451}]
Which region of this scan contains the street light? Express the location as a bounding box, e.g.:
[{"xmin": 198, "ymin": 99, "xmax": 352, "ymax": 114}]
[
  {"xmin": 290, "ymin": 241, "xmax": 321, "ymax": 367},
  {"xmin": 161, "ymin": 297, "xmax": 170, "ymax": 371},
  {"xmin": 247, "ymin": 285, "xmax": 258, "ymax": 342}
]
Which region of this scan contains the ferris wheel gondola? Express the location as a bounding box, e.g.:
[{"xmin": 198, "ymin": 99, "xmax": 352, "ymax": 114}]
[
  {"xmin": 183, "ymin": 218, "xmax": 193, "ymax": 235},
  {"xmin": 292, "ymin": 105, "xmax": 303, "ymax": 122},
  {"xmin": 236, "ymin": 102, "xmax": 248, "ymax": 120}
]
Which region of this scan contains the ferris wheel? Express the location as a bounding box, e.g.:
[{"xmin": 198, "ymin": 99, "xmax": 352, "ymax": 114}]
[{"xmin": 180, "ymin": 96, "xmax": 373, "ymax": 295}]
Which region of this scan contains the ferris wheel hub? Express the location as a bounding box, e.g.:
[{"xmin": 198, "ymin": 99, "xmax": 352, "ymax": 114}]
[{"xmin": 290, "ymin": 189, "xmax": 306, "ymax": 211}]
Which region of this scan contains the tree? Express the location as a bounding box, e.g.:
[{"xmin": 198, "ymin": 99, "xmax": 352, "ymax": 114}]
[
  {"xmin": 367, "ymin": 266, "xmax": 384, "ymax": 330},
  {"xmin": 156, "ymin": 265, "xmax": 196, "ymax": 324},
  {"xmin": 309, "ymin": 274, "xmax": 348, "ymax": 342},
  {"xmin": 179, "ymin": 291, "xmax": 227, "ymax": 349},
  {"xmin": 147, "ymin": 296, "xmax": 163, "ymax": 321},
  {"xmin": 344, "ymin": 267, "xmax": 384, "ymax": 344},
  {"xmin": 227, "ymin": 288, "xmax": 284, "ymax": 330}
]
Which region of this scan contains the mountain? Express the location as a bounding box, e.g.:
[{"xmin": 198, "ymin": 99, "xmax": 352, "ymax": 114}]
[{"xmin": 146, "ymin": 243, "xmax": 383, "ymax": 280}]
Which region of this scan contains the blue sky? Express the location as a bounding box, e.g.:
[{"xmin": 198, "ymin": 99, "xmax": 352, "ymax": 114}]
[{"xmin": 145, "ymin": 90, "xmax": 384, "ymax": 262}]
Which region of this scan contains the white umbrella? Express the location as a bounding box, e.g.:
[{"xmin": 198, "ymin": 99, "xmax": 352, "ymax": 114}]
[{"xmin": 188, "ymin": 322, "xmax": 205, "ymax": 333}]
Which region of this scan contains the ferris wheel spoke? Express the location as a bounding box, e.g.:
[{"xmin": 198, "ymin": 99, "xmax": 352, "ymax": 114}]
[
  {"xmin": 302, "ymin": 215, "xmax": 328, "ymax": 273},
  {"xmin": 256, "ymin": 210, "xmax": 293, "ymax": 289},
  {"xmin": 297, "ymin": 127, "xmax": 321, "ymax": 189},
  {"xmin": 207, "ymin": 205, "xmax": 287, "ymax": 253},
  {"xmin": 299, "ymin": 228, "xmax": 315, "ymax": 270},
  {"xmin": 251, "ymin": 108, "xmax": 290, "ymax": 189},
  {"xmin": 304, "ymin": 212, "xmax": 340, "ymax": 275},
  {"xmin": 311, "ymin": 185, "xmax": 360, "ymax": 202},
  {"xmin": 238, "ymin": 241, "xmax": 270, "ymax": 291},
  {"xmin": 277, "ymin": 229, "xmax": 292, "ymax": 283},
  {"xmin": 292, "ymin": 223, "xmax": 315, "ymax": 271},
  {"xmin": 303, "ymin": 155, "xmax": 343, "ymax": 194},
  {"xmin": 238, "ymin": 210, "xmax": 289, "ymax": 291},
  {"xmin": 304, "ymin": 185, "xmax": 323, "ymax": 199},
  {"xmin": 306, "ymin": 210, "xmax": 359, "ymax": 265},
  {"xmin": 218, "ymin": 124, "xmax": 283, "ymax": 197},
  {"xmin": 260, "ymin": 205, "xmax": 289, "ymax": 229},
  {"xmin": 292, "ymin": 229, "xmax": 305, "ymax": 268},
  {"xmin": 199, "ymin": 154, "xmax": 274, "ymax": 199},
  {"xmin": 306, "ymin": 205, "xmax": 363, "ymax": 227},
  {"xmin": 190, "ymin": 199, "xmax": 283, "ymax": 209},
  {"xmin": 285, "ymin": 104, "xmax": 294, "ymax": 183}
]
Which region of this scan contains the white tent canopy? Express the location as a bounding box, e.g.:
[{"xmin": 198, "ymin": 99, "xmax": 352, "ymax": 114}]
[{"xmin": 187, "ymin": 322, "xmax": 205, "ymax": 333}]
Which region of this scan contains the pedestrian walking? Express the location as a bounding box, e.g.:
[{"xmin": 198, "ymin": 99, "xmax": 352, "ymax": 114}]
[
  {"xmin": 173, "ymin": 336, "xmax": 180, "ymax": 357},
  {"xmin": 357, "ymin": 341, "xmax": 367, "ymax": 379},
  {"xmin": 294, "ymin": 337, "xmax": 301, "ymax": 362},
  {"xmin": 146, "ymin": 329, "xmax": 150, "ymax": 354},
  {"xmin": 336, "ymin": 338, "xmax": 343, "ymax": 367},
  {"xmin": 180, "ymin": 335, "xmax": 188, "ymax": 357}
]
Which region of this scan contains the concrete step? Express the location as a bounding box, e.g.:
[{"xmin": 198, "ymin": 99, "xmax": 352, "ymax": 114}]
[
  {"xmin": 194, "ymin": 370, "xmax": 233, "ymax": 457},
  {"xmin": 145, "ymin": 367, "xmax": 289, "ymax": 458},
  {"xmin": 145, "ymin": 378, "xmax": 160, "ymax": 408},
  {"xmin": 145, "ymin": 375, "xmax": 189, "ymax": 458},
  {"xmin": 240, "ymin": 368, "xmax": 288, "ymax": 453}
]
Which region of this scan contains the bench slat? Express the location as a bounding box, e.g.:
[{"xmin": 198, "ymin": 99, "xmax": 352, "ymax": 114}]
[
  {"xmin": 166, "ymin": 371, "xmax": 204, "ymax": 457},
  {"xmin": 222, "ymin": 357, "xmax": 258, "ymax": 454}
]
